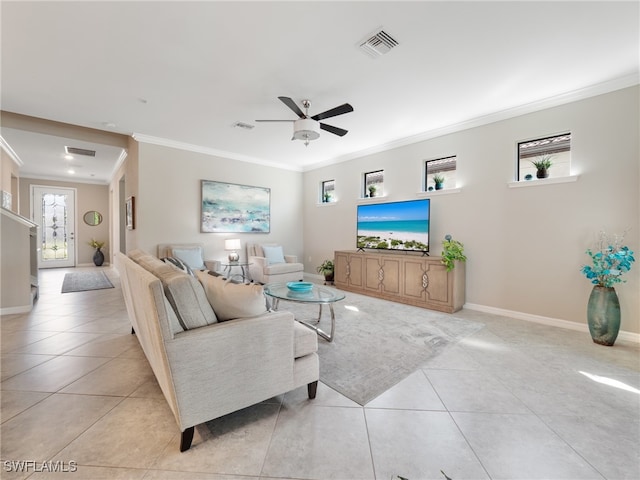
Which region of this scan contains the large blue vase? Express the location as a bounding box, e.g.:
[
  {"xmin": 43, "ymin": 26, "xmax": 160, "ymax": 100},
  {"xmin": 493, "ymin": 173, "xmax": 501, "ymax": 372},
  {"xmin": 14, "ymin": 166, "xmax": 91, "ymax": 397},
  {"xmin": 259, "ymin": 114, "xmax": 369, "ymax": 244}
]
[{"xmin": 587, "ymin": 286, "xmax": 620, "ymax": 346}]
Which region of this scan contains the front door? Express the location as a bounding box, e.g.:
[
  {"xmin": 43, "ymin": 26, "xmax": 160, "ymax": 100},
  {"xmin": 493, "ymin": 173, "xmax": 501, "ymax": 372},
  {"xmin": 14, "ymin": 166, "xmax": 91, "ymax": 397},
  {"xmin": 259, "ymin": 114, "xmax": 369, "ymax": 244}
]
[{"xmin": 32, "ymin": 186, "xmax": 76, "ymax": 268}]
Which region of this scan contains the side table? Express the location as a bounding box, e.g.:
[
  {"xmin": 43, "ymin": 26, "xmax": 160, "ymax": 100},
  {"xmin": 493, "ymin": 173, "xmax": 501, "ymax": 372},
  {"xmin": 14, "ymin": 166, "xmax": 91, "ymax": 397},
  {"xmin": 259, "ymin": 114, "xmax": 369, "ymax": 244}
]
[{"xmin": 221, "ymin": 262, "xmax": 253, "ymax": 283}]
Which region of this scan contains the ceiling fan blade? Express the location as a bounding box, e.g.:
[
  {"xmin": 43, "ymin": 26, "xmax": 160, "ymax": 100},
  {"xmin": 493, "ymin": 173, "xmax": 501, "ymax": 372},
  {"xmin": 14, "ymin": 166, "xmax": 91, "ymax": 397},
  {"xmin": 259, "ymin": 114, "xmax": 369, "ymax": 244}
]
[
  {"xmin": 278, "ymin": 96, "xmax": 306, "ymax": 119},
  {"xmin": 311, "ymin": 103, "xmax": 354, "ymax": 121},
  {"xmin": 255, "ymin": 119, "xmax": 295, "ymax": 122},
  {"xmin": 320, "ymin": 123, "xmax": 348, "ymax": 137}
]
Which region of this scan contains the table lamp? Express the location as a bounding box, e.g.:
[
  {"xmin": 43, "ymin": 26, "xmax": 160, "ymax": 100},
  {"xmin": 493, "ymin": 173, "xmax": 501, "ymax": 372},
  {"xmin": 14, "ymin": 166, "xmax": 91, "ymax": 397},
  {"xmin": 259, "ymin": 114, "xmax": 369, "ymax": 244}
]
[{"xmin": 225, "ymin": 239, "xmax": 241, "ymax": 262}]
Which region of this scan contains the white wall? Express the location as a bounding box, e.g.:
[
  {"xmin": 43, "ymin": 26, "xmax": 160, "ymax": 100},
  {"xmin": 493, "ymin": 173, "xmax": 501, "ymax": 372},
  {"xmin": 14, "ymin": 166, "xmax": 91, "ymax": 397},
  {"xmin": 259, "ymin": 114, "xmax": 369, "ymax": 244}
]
[
  {"xmin": 135, "ymin": 142, "xmax": 304, "ymax": 265},
  {"xmin": 303, "ymin": 86, "xmax": 640, "ymax": 335}
]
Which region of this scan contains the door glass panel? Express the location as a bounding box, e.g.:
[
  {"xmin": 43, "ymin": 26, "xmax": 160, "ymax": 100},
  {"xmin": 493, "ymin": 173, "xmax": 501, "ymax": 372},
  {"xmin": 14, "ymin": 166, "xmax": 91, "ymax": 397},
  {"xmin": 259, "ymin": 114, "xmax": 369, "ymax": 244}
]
[{"xmin": 41, "ymin": 193, "xmax": 69, "ymax": 261}]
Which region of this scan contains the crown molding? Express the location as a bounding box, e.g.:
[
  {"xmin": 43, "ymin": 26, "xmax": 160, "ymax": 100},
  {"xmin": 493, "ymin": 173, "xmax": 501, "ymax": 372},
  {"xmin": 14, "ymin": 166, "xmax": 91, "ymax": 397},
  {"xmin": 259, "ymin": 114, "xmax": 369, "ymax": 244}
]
[
  {"xmin": 0, "ymin": 135, "xmax": 24, "ymax": 167},
  {"xmin": 19, "ymin": 173, "xmax": 109, "ymax": 186},
  {"xmin": 304, "ymin": 73, "xmax": 640, "ymax": 172},
  {"xmin": 132, "ymin": 133, "xmax": 303, "ymax": 172}
]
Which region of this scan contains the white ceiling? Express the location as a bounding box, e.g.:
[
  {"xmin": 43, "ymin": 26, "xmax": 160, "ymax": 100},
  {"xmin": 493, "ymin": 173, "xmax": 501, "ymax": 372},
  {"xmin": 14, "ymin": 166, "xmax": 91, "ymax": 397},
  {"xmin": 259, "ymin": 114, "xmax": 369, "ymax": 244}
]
[{"xmin": 1, "ymin": 1, "xmax": 638, "ymax": 184}]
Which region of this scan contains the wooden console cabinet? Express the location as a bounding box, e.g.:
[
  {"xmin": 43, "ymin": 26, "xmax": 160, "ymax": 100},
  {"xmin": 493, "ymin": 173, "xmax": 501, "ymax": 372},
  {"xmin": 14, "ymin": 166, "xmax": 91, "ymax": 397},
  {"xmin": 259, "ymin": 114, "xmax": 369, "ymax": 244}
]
[{"xmin": 334, "ymin": 250, "xmax": 465, "ymax": 313}]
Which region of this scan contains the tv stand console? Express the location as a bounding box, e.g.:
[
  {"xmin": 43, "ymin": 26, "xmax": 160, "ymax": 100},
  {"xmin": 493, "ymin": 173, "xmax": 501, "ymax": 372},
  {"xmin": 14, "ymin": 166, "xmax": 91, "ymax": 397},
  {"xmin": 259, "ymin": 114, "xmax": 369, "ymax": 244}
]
[{"xmin": 334, "ymin": 250, "xmax": 465, "ymax": 313}]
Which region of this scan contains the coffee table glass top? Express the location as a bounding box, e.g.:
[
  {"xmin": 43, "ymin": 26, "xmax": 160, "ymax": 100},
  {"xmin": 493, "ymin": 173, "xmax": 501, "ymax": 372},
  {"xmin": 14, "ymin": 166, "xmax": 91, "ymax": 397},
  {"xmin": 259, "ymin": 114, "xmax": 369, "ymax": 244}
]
[{"xmin": 263, "ymin": 282, "xmax": 345, "ymax": 303}]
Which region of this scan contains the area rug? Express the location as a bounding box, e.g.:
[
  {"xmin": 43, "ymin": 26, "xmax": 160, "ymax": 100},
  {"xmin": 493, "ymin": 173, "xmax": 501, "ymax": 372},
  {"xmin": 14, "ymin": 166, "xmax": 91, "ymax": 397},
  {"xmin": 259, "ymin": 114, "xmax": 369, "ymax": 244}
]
[
  {"xmin": 280, "ymin": 289, "xmax": 484, "ymax": 405},
  {"xmin": 61, "ymin": 271, "xmax": 114, "ymax": 293}
]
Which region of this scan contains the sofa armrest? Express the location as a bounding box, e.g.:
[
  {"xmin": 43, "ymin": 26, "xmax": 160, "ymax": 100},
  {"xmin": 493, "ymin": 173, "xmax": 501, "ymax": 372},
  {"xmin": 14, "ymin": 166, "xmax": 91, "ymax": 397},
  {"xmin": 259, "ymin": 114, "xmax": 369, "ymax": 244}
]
[
  {"xmin": 284, "ymin": 255, "xmax": 297, "ymax": 263},
  {"xmin": 164, "ymin": 310, "xmax": 295, "ymax": 428},
  {"xmin": 248, "ymin": 255, "xmax": 267, "ymax": 268}
]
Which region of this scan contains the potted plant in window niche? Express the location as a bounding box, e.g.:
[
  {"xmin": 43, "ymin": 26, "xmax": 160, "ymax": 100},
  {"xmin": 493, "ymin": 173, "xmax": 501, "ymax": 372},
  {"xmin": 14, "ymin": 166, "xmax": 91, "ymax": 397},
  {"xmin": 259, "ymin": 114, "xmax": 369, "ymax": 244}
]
[
  {"xmin": 531, "ymin": 154, "xmax": 553, "ymax": 179},
  {"xmin": 323, "ymin": 191, "xmax": 332, "ymax": 203},
  {"xmin": 316, "ymin": 259, "xmax": 334, "ymax": 284},
  {"xmin": 368, "ymin": 184, "xmax": 377, "ymax": 197},
  {"xmin": 433, "ymin": 174, "xmax": 445, "ymax": 190}
]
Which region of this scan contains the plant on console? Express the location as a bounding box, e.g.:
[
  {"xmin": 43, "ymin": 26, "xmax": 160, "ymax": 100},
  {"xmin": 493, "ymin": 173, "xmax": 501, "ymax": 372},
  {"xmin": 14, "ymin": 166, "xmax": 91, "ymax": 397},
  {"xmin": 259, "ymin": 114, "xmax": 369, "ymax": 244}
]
[{"xmin": 441, "ymin": 235, "xmax": 466, "ymax": 271}]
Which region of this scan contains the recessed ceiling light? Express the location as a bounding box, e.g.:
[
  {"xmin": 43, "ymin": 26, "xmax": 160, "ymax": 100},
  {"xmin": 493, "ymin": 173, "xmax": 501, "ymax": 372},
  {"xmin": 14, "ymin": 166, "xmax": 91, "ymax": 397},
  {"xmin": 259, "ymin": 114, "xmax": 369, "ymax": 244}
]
[
  {"xmin": 103, "ymin": 121, "xmax": 117, "ymax": 128},
  {"xmin": 64, "ymin": 154, "xmax": 74, "ymax": 160},
  {"xmin": 68, "ymin": 169, "xmax": 75, "ymax": 174}
]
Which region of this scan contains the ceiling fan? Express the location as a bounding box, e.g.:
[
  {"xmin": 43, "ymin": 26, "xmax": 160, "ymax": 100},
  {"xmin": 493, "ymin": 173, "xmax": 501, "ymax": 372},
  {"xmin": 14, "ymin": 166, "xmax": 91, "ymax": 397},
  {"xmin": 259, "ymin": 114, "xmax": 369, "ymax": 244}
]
[{"xmin": 256, "ymin": 96, "xmax": 354, "ymax": 146}]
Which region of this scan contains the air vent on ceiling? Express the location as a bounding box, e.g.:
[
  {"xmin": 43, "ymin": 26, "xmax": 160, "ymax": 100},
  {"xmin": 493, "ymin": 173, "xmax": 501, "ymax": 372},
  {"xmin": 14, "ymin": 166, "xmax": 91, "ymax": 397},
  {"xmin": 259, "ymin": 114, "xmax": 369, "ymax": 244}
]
[
  {"xmin": 359, "ymin": 29, "xmax": 399, "ymax": 58},
  {"xmin": 233, "ymin": 121, "xmax": 255, "ymax": 130},
  {"xmin": 65, "ymin": 146, "xmax": 96, "ymax": 157}
]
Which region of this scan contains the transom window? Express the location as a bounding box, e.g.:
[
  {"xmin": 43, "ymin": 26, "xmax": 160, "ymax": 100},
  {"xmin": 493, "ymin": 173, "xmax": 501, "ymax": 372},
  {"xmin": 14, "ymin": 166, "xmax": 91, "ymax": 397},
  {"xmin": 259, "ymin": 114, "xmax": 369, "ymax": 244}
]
[
  {"xmin": 321, "ymin": 180, "xmax": 335, "ymax": 203},
  {"xmin": 364, "ymin": 170, "xmax": 384, "ymax": 198},
  {"xmin": 425, "ymin": 156, "xmax": 457, "ymax": 191},
  {"xmin": 518, "ymin": 133, "xmax": 571, "ymax": 181}
]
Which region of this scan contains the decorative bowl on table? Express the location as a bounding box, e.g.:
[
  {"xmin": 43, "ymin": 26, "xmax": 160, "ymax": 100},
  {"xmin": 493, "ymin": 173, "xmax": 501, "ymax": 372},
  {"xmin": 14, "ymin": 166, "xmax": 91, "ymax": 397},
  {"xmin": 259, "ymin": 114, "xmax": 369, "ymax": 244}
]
[{"xmin": 286, "ymin": 281, "xmax": 313, "ymax": 292}]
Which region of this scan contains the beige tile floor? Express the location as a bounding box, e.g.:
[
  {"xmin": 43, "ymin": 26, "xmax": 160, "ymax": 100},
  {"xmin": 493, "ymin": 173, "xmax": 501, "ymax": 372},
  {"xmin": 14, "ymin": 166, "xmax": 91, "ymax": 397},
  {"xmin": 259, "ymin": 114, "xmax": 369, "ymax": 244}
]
[{"xmin": 1, "ymin": 266, "xmax": 639, "ymax": 480}]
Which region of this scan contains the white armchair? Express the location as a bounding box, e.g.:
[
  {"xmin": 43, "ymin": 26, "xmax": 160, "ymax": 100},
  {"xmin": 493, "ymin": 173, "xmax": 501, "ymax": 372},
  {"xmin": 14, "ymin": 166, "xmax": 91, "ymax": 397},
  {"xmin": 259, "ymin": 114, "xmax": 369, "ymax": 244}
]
[{"xmin": 246, "ymin": 243, "xmax": 304, "ymax": 284}]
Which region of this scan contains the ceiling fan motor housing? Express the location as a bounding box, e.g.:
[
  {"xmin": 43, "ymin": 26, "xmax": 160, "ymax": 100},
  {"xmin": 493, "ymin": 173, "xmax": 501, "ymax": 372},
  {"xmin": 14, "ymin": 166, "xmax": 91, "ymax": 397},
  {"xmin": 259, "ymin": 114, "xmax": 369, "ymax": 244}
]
[{"xmin": 293, "ymin": 118, "xmax": 320, "ymax": 141}]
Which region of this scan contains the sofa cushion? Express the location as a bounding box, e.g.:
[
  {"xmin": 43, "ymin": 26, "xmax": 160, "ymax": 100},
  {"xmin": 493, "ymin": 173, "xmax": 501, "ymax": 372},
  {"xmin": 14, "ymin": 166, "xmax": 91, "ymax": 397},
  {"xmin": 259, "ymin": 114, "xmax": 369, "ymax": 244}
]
[
  {"xmin": 293, "ymin": 321, "xmax": 318, "ymax": 358},
  {"xmin": 163, "ymin": 256, "xmax": 194, "ymax": 276},
  {"xmin": 171, "ymin": 246, "xmax": 206, "ymax": 270},
  {"xmin": 262, "ymin": 245, "xmax": 286, "ymax": 265},
  {"xmin": 196, "ymin": 270, "xmax": 267, "ymax": 321}
]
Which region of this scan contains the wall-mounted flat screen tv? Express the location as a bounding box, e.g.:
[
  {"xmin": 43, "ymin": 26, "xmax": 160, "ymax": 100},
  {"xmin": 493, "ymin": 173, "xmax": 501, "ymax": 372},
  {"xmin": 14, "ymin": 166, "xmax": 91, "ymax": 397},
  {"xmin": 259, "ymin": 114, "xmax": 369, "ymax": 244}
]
[{"xmin": 357, "ymin": 198, "xmax": 430, "ymax": 253}]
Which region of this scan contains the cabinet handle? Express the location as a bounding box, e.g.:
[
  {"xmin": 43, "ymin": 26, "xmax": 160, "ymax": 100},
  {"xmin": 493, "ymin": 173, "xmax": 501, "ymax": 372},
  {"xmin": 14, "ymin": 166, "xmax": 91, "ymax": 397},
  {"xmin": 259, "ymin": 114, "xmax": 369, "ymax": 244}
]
[
  {"xmin": 422, "ymin": 273, "xmax": 429, "ymax": 289},
  {"xmin": 378, "ymin": 268, "xmax": 384, "ymax": 281}
]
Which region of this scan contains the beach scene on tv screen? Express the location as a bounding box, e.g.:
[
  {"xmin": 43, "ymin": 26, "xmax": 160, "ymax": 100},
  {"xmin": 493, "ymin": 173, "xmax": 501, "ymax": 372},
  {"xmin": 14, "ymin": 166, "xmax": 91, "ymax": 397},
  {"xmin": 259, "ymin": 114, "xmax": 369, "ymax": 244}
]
[{"xmin": 357, "ymin": 200, "xmax": 429, "ymax": 251}]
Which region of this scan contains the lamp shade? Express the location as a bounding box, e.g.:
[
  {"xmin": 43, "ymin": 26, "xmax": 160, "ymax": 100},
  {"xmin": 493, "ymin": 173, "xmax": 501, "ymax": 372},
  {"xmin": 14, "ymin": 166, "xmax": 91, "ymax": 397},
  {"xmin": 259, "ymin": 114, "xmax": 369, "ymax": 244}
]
[{"xmin": 225, "ymin": 239, "xmax": 241, "ymax": 251}]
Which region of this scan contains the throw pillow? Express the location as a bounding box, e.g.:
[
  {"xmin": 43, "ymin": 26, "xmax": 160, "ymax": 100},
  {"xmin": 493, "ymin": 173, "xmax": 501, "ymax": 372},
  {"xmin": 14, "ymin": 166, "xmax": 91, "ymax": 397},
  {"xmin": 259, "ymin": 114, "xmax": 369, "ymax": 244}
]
[
  {"xmin": 261, "ymin": 245, "xmax": 286, "ymax": 265},
  {"xmin": 162, "ymin": 257, "xmax": 194, "ymax": 276},
  {"xmin": 159, "ymin": 269, "xmax": 218, "ymax": 330},
  {"xmin": 195, "ymin": 270, "xmax": 267, "ymax": 321},
  {"xmin": 171, "ymin": 246, "xmax": 206, "ymax": 270}
]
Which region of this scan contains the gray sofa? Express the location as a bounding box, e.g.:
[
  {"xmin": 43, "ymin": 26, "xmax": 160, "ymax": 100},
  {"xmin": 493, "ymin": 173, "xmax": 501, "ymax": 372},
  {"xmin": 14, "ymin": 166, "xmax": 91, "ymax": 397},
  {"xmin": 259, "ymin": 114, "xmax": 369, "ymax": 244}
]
[{"xmin": 115, "ymin": 250, "xmax": 319, "ymax": 451}]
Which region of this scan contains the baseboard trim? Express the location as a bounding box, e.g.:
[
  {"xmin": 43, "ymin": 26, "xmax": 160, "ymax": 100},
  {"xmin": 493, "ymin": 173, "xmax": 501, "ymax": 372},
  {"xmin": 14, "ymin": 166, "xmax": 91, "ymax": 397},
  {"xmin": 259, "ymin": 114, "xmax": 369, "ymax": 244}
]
[
  {"xmin": 0, "ymin": 304, "xmax": 33, "ymax": 315},
  {"xmin": 464, "ymin": 303, "xmax": 640, "ymax": 344}
]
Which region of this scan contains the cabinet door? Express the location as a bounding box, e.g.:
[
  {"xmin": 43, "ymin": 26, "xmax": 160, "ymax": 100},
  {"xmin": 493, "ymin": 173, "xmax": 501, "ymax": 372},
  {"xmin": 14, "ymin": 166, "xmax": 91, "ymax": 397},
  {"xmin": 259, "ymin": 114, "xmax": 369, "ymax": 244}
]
[
  {"xmin": 422, "ymin": 260, "xmax": 450, "ymax": 306},
  {"xmin": 334, "ymin": 252, "xmax": 350, "ymax": 287},
  {"xmin": 364, "ymin": 256, "xmax": 381, "ymax": 292},
  {"xmin": 380, "ymin": 257, "xmax": 401, "ymax": 295},
  {"xmin": 347, "ymin": 254, "xmax": 364, "ymax": 288},
  {"xmin": 403, "ymin": 258, "xmax": 429, "ymax": 302}
]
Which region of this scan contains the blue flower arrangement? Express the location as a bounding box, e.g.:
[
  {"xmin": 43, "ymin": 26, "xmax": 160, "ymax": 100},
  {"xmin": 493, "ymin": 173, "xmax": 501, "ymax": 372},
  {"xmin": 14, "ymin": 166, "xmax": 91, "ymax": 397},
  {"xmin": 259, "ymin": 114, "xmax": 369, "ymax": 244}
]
[{"xmin": 581, "ymin": 231, "xmax": 635, "ymax": 288}]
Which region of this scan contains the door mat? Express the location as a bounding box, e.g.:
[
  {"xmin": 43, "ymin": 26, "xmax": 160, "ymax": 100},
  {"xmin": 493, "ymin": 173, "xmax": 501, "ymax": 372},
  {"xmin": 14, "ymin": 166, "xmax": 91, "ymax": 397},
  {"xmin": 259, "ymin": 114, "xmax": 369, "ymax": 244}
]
[{"xmin": 61, "ymin": 271, "xmax": 114, "ymax": 293}]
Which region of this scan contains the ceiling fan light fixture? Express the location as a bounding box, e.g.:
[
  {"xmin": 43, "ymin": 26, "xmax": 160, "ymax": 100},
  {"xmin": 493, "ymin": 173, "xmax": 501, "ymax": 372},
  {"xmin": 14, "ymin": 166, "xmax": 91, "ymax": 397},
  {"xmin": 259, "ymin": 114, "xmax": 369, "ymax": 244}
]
[{"xmin": 292, "ymin": 118, "xmax": 320, "ymax": 146}]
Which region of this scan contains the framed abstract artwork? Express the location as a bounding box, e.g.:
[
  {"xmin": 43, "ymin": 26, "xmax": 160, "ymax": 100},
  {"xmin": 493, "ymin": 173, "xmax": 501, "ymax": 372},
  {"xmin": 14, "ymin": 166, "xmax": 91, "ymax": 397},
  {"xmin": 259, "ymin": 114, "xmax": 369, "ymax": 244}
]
[{"xmin": 201, "ymin": 180, "xmax": 270, "ymax": 233}]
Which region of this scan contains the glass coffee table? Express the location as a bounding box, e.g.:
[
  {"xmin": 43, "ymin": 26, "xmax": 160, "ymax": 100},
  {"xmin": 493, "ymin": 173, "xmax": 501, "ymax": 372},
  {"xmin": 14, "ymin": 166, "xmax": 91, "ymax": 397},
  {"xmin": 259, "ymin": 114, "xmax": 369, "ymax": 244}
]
[{"xmin": 263, "ymin": 282, "xmax": 345, "ymax": 342}]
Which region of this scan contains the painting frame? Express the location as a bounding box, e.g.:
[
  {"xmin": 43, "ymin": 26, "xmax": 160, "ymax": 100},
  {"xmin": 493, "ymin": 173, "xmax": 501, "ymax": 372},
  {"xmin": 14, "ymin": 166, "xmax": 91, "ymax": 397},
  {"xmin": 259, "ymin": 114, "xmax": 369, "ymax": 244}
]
[
  {"xmin": 126, "ymin": 196, "xmax": 135, "ymax": 230},
  {"xmin": 201, "ymin": 180, "xmax": 270, "ymax": 233}
]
